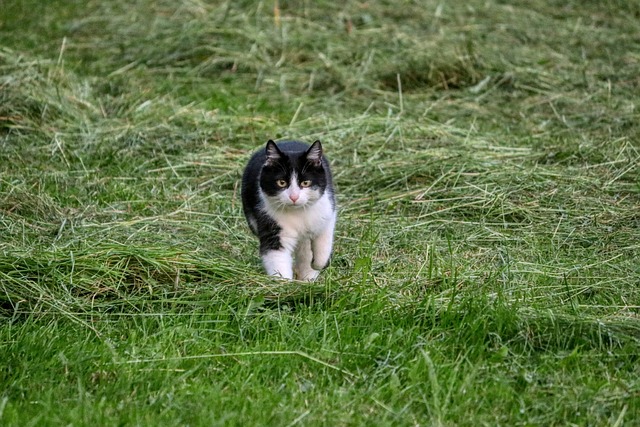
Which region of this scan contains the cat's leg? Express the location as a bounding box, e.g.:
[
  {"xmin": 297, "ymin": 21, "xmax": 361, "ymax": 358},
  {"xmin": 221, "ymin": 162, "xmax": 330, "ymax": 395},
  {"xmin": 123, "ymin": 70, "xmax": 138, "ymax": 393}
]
[
  {"xmin": 311, "ymin": 215, "xmax": 336, "ymax": 270},
  {"xmin": 259, "ymin": 230, "xmax": 297, "ymax": 280},
  {"xmin": 256, "ymin": 218, "xmax": 295, "ymax": 279},
  {"xmin": 261, "ymin": 249, "xmax": 293, "ymax": 279},
  {"xmin": 294, "ymin": 238, "xmax": 319, "ymax": 281}
]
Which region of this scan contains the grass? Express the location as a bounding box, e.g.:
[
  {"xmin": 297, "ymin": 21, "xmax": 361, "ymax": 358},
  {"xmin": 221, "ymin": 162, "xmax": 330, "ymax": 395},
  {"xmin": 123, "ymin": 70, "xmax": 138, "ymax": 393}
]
[{"xmin": 1, "ymin": 0, "xmax": 639, "ymax": 425}]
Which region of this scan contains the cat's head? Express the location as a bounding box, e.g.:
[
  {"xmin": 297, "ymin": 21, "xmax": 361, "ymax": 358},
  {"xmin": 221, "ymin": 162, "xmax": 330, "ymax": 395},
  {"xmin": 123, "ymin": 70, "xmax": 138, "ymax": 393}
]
[{"xmin": 259, "ymin": 140, "xmax": 328, "ymax": 210}]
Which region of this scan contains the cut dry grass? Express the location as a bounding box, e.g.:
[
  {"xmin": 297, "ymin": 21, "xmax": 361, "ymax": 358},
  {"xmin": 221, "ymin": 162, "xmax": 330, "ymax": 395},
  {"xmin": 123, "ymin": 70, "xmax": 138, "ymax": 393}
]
[{"xmin": 1, "ymin": 0, "xmax": 639, "ymax": 425}]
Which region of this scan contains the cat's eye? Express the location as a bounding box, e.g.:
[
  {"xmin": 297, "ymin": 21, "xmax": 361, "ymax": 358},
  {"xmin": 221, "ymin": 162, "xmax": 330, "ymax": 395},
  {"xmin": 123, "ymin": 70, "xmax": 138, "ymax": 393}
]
[
  {"xmin": 300, "ymin": 180, "xmax": 312, "ymax": 188},
  {"xmin": 276, "ymin": 179, "xmax": 288, "ymax": 188}
]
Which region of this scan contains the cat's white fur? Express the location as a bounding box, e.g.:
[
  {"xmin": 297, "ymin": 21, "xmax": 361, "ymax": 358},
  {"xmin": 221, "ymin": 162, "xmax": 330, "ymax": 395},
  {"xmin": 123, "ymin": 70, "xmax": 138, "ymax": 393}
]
[{"xmin": 259, "ymin": 172, "xmax": 336, "ymax": 280}]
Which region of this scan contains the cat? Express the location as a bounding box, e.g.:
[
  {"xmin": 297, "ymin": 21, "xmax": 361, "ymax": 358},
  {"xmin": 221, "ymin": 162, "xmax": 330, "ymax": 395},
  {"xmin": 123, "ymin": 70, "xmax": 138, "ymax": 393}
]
[{"xmin": 241, "ymin": 139, "xmax": 336, "ymax": 280}]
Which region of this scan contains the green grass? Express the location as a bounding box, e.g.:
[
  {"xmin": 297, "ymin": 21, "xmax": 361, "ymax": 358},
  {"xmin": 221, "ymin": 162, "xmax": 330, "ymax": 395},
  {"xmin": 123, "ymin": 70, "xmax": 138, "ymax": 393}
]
[{"xmin": 1, "ymin": 0, "xmax": 639, "ymax": 425}]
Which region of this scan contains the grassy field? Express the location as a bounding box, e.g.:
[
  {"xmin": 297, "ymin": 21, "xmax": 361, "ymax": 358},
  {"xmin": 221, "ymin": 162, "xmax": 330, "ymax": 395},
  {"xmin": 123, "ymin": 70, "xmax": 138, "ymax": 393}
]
[{"xmin": 1, "ymin": 0, "xmax": 639, "ymax": 425}]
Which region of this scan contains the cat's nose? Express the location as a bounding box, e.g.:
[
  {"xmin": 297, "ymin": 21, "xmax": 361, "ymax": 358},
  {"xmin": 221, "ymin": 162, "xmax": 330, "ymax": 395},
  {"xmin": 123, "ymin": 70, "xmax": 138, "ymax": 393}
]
[{"xmin": 289, "ymin": 193, "xmax": 299, "ymax": 203}]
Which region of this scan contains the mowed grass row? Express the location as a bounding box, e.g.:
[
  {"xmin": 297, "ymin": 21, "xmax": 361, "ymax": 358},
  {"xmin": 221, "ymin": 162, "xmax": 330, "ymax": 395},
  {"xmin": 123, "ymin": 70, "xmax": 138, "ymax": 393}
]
[{"xmin": 1, "ymin": 0, "xmax": 639, "ymax": 425}]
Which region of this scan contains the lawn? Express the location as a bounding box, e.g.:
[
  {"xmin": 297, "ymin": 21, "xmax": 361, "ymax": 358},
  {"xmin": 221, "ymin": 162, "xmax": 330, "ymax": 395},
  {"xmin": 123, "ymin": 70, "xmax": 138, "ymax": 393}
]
[{"xmin": 1, "ymin": 0, "xmax": 639, "ymax": 425}]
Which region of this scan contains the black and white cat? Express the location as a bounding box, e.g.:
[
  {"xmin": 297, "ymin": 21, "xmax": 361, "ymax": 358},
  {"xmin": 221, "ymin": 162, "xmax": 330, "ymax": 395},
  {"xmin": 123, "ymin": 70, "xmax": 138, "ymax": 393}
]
[{"xmin": 241, "ymin": 140, "xmax": 336, "ymax": 280}]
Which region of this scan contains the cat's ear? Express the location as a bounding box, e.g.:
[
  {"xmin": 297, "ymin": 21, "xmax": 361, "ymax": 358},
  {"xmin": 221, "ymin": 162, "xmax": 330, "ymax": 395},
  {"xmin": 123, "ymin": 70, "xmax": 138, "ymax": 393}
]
[
  {"xmin": 306, "ymin": 140, "xmax": 323, "ymax": 166},
  {"xmin": 265, "ymin": 140, "xmax": 282, "ymax": 165}
]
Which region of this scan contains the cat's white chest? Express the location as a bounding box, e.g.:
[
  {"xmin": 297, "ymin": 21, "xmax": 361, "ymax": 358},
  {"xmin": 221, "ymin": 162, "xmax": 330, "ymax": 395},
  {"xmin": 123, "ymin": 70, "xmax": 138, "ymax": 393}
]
[{"xmin": 263, "ymin": 192, "xmax": 335, "ymax": 240}]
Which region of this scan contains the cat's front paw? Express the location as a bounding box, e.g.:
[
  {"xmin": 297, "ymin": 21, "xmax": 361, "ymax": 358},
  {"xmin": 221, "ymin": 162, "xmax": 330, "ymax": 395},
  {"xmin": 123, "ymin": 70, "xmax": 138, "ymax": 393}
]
[
  {"xmin": 262, "ymin": 250, "xmax": 294, "ymax": 280},
  {"xmin": 311, "ymin": 256, "xmax": 330, "ymax": 271},
  {"xmin": 294, "ymin": 267, "xmax": 320, "ymax": 281},
  {"xmin": 311, "ymin": 230, "xmax": 334, "ymax": 271}
]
